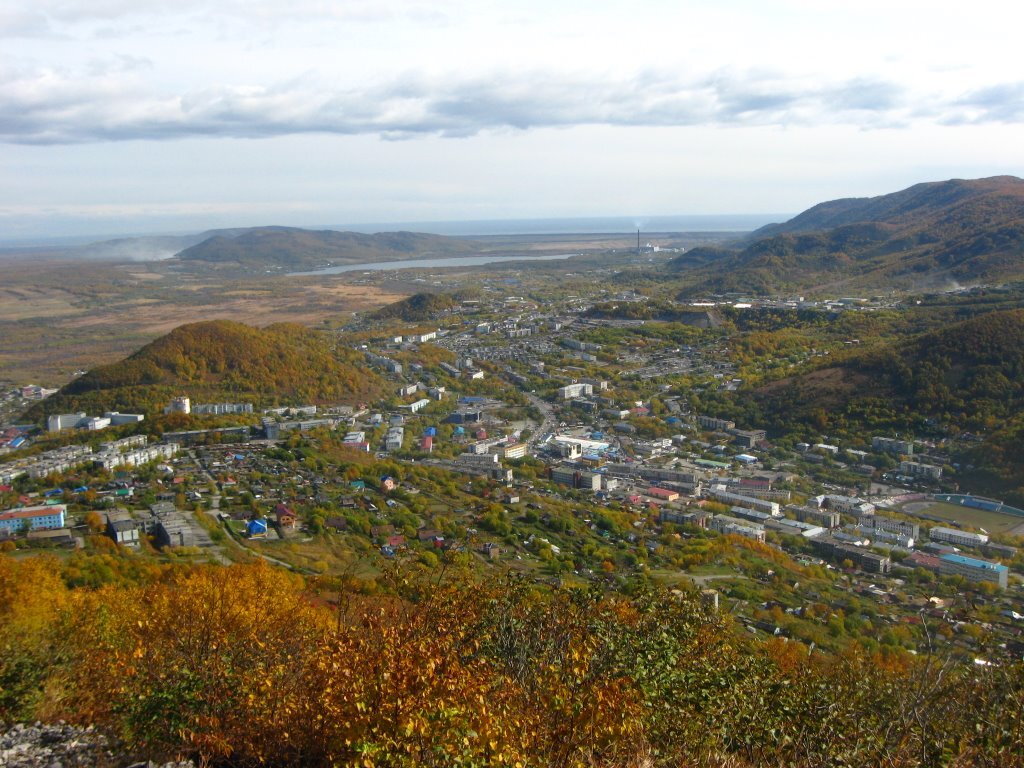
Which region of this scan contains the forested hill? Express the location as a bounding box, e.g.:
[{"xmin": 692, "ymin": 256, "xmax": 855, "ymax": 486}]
[
  {"xmin": 372, "ymin": 292, "xmax": 460, "ymax": 322},
  {"xmin": 28, "ymin": 320, "xmax": 385, "ymax": 418},
  {"xmin": 732, "ymin": 308, "xmax": 1024, "ymax": 500},
  {"xmin": 175, "ymin": 227, "xmax": 477, "ymax": 270},
  {"xmin": 670, "ymin": 176, "xmax": 1024, "ymax": 295},
  {"xmin": 754, "ymin": 308, "xmax": 1024, "ymax": 433}
]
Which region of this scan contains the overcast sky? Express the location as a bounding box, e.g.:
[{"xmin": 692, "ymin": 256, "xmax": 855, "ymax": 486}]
[{"xmin": 2, "ymin": 0, "xmax": 1023, "ymax": 240}]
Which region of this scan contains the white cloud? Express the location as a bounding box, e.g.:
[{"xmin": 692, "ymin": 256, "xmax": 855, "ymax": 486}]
[
  {"xmin": 4, "ymin": 59, "xmax": 1016, "ymax": 145},
  {"xmin": 1, "ymin": 0, "xmax": 1023, "ymax": 238}
]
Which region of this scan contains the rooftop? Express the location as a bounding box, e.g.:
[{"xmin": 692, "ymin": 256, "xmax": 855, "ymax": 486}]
[{"xmin": 939, "ymin": 553, "xmax": 1008, "ymax": 572}]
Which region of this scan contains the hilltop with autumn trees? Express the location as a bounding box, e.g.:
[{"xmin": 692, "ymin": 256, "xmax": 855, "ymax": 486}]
[{"xmin": 27, "ymin": 320, "xmax": 385, "ymax": 419}]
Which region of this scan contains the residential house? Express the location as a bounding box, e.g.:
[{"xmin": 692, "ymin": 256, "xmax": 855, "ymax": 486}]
[{"xmin": 275, "ymin": 504, "xmax": 297, "ymax": 529}]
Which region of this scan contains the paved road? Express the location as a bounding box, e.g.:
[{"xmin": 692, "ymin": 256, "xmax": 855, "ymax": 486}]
[
  {"xmin": 682, "ymin": 573, "xmax": 749, "ymax": 586},
  {"xmin": 522, "ymin": 389, "xmax": 558, "ymax": 448}
]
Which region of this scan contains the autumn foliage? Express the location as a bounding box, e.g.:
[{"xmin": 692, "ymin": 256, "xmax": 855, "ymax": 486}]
[
  {"xmin": 1, "ymin": 554, "xmax": 1023, "ymax": 767},
  {"xmin": 28, "ymin": 320, "xmax": 386, "ymax": 418}
]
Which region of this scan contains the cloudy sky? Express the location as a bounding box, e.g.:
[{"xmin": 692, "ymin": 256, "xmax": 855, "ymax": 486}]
[{"xmin": 2, "ymin": 0, "xmax": 1023, "ymax": 241}]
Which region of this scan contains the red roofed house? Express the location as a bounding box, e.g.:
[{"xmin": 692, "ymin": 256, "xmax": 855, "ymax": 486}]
[{"xmin": 275, "ymin": 503, "xmax": 297, "ymax": 529}]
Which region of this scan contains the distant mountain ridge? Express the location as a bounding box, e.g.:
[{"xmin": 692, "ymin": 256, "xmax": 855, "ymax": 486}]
[
  {"xmin": 671, "ymin": 176, "xmax": 1024, "ymax": 295},
  {"xmin": 751, "ymin": 176, "xmax": 1024, "ymax": 238},
  {"xmin": 174, "ymin": 226, "xmax": 478, "ymax": 270},
  {"xmin": 32, "ymin": 226, "xmax": 479, "ymax": 266}
]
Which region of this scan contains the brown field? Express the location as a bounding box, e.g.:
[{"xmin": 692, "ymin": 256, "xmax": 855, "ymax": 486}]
[{"xmin": 0, "ymin": 256, "xmax": 406, "ymax": 385}]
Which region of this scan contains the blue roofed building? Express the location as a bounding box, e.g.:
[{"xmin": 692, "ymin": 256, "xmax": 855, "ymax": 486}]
[{"xmin": 938, "ymin": 553, "xmax": 1009, "ymax": 589}]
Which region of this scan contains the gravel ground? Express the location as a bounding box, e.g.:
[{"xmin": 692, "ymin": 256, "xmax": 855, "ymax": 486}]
[{"xmin": 0, "ymin": 722, "xmax": 195, "ymax": 768}]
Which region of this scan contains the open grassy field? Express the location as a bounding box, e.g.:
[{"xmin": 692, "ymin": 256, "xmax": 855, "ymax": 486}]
[
  {"xmin": 0, "ymin": 256, "xmax": 405, "ymax": 385},
  {"xmin": 897, "ymin": 500, "xmax": 1024, "ymax": 536}
]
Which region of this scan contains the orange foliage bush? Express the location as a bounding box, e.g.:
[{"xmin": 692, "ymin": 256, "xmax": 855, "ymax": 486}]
[{"xmin": 1, "ymin": 554, "xmax": 1023, "ymax": 767}]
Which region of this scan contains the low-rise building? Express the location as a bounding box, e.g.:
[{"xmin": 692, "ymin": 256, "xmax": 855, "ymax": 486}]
[
  {"xmin": 164, "ymin": 396, "xmax": 191, "ymax": 415},
  {"xmin": 192, "ymin": 402, "xmax": 253, "ymax": 415},
  {"xmin": 938, "ymin": 553, "xmax": 1008, "ymax": 589},
  {"xmin": 929, "ymin": 526, "xmax": 988, "ymax": 547},
  {"xmin": 856, "ymin": 524, "xmax": 913, "ymax": 548},
  {"xmin": 147, "ymin": 502, "xmax": 194, "ymax": 549},
  {"xmin": 773, "ymin": 518, "xmax": 825, "ymax": 538},
  {"xmin": 0, "ymin": 504, "xmax": 67, "ymax": 533},
  {"xmin": 821, "ymin": 495, "xmax": 876, "ymax": 518},
  {"xmin": 709, "ymin": 514, "xmax": 766, "ymax": 543},
  {"xmin": 811, "ymin": 536, "xmax": 891, "ymax": 573},
  {"xmin": 729, "ymin": 506, "xmax": 774, "ymax": 525},
  {"xmin": 660, "ymin": 509, "xmax": 710, "ymax": 528},
  {"xmin": 106, "ymin": 511, "xmax": 140, "ymax": 547},
  {"xmin": 500, "ymin": 443, "xmax": 528, "ymax": 460},
  {"xmin": 870, "ymin": 516, "xmax": 920, "ymax": 539},
  {"xmin": 47, "ymin": 413, "xmax": 86, "ymax": 432},
  {"xmin": 558, "ymin": 382, "xmax": 593, "ymax": 400},
  {"xmin": 873, "ymin": 436, "xmax": 914, "ymax": 455},
  {"xmin": 697, "ymin": 415, "xmax": 735, "ymax": 432},
  {"xmin": 731, "ymin": 429, "xmax": 766, "ymax": 449},
  {"xmin": 789, "ymin": 504, "xmax": 840, "ymax": 529},
  {"xmin": 385, "ymin": 427, "xmax": 405, "ymax": 452},
  {"xmin": 706, "ymin": 487, "xmax": 780, "ymax": 517},
  {"xmin": 647, "ymin": 487, "xmax": 680, "ymax": 502},
  {"xmin": 899, "ymin": 460, "xmax": 942, "ymax": 480}
]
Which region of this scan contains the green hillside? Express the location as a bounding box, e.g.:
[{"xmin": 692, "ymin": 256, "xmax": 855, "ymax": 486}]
[
  {"xmin": 737, "ymin": 308, "xmax": 1024, "ymax": 501},
  {"xmin": 754, "ymin": 308, "xmax": 1024, "ymax": 429},
  {"xmin": 27, "ymin": 320, "xmax": 385, "ymax": 418}
]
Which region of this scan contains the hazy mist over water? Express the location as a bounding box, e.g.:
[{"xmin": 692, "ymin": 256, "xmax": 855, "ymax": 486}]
[
  {"xmin": 0, "ymin": 214, "xmax": 785, "ymax": 250},
  {"xmin": 336, "ymin": 214, "xmax": 786, "ymax": 237}
]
